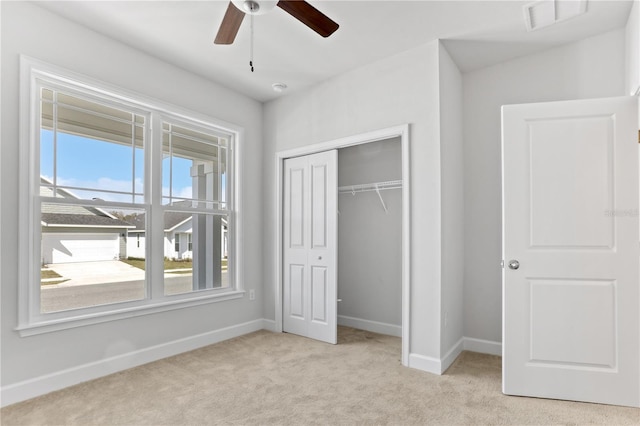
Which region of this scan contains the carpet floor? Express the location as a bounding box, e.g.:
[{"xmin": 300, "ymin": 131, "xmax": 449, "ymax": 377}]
[{"xmin": 1, "ymin": 327, "xmax": 639, "ymax": 425}]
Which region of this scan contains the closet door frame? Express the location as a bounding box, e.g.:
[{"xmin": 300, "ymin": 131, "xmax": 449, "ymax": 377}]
[{"xmin": 274, "ymin": 124, "xmax": 411, "ymax": 366}]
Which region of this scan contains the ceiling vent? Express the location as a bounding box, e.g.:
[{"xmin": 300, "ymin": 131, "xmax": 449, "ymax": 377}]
[{"xmin": 524, "ymin": 0, "xmax": 587, "ymax": 32}]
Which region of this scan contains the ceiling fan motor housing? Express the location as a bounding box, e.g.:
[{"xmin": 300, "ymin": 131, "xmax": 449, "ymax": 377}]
[{"xmin": 232, "ymin": 0, "xmax": 278, "ymax": 15}]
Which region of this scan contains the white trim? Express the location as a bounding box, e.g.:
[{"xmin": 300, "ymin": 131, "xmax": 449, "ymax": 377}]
[
  {"xmin": 337, "ymin": 315, "xmax": 401, "ymax": 337},
  {"xmin": 42, "ymin": 224, "xmax": 135, "ymax": 229},
  {"xmin": 261, "ymin": 318, "xmax": 277, "ymax": 332},
  {"xmin": 463, "ymin": 337, "xmax": 503, "ymax": 356},
  {"xmin": 441, "ymin": 338, "xmax": 464, "ymax": 373},
  {"xmin": 408, "ymin": 337, "xmax": 501, "ymax": 377},
  {"xmin": 17, "ymin": 291, "xmax": 245, "ymax": 337},
  {"xmin": 1, "ymin": 319, "xmax": 264, "ymax": 408},
  {"xmin": 408, "ymin": 353, "xmax": 442, "ymax": 375},
  {"xmin": 274, "ymin": 125, "xmax": 411, "ymax": 366}
]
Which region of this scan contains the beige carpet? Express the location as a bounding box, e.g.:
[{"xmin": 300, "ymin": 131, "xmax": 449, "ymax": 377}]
[{"xmin": 2, "ymin": 327, "xmax": 639, "ymax": 425}]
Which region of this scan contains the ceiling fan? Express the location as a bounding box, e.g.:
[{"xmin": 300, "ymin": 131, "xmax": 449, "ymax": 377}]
[{"xmin": 214, "ymin": 0, "xmax": 339, "ymax": 45}]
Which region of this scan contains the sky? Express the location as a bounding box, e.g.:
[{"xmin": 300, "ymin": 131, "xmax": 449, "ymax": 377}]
[{"xmin": 40, "ymin": 130, "xmax": 195, "ymax": 203}]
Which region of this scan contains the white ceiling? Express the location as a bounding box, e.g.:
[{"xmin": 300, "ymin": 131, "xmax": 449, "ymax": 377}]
[{"xmin": 36, "ymin": 1, "xmax": 633, "ymax": 102}]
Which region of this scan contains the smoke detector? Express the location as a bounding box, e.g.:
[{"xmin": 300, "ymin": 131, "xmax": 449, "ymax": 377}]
[{"xmin": 524, "ymin": 0, "xmax": 587, "ymax": 32}]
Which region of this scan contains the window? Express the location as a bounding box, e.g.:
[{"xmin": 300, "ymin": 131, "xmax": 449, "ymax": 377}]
[
  {"xmin": 19, "ymin": 58, "xmax": 241, "ymax": 334},
  {"xmin": 162, "ymin": 120, "xmax": 231, "ymax": 293}
]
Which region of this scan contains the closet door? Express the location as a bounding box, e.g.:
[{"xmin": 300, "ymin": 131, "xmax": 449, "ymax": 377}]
[{"xmin": 283, "ymin": 150, "xmax": 337, "ymax": 344}]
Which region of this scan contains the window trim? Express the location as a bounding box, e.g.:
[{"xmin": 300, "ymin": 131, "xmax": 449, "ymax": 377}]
[{"xmin": 18, "ymin": 55, "xmax": 245, "ymax": 336}]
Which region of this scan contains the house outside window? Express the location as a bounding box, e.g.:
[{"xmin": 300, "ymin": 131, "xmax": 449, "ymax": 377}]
[{"xmin": 18, "ymin": 58, "xmax": 242, "ymax": 334}]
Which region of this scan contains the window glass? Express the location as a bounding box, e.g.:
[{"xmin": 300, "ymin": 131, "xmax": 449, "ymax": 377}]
[
  {"xmin": 162, "ymin": 123, "xmax": 228, "ymax": 209},
  {"xmin": 38, "ymin": 88, "xmax": 147, "ymax": 313},
  {"xmin": 40, "ymin": 89, "xmax": 145, "ymax": 204},
  {"xmin": 40, "ymin": 203, "xmax": 146, "ymax": 313},
  {"xmin": 163, "ymin": 211, "xmax": 229, "ymax": 296}
]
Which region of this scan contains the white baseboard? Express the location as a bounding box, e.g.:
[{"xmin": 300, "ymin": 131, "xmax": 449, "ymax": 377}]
[
  {"xmin": 441, "ymin": 338, "xmax": 464, "ymax": 373},
  {"xmin": 337, "ymin": 315, "xmax": 402, "ymax": 337},
  {"xmin": 408, "ymin": 337, "xmax": 500, "ymax": 376},
  {"xmin": 408, "ymin": 353, "xmax": 442, "ymax": 375},
  {"xmin": 1, "ymin": 319, "xmax": 266, "ymax": 408},
  {"xmin": 463, "ymin": 337, "xmax": 502, "ymax": 356},
  {"xmin": 1, "ymin": 321, "xmax": 503, "ymax": 408},
  {"xmin": 261, "ymin": 318, "xmax": 277, "ymax": 332}
]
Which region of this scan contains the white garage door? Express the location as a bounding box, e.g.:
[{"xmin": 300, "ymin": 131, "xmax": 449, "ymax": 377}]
[{"xmin": 42, "ymin": 233, "xmax": 119, "ymax": 264}]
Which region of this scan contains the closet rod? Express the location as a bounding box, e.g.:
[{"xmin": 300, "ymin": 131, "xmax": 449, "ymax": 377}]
[{"xmin": 337, "ymin": 179, "xmax": 402, "ymax": 194}]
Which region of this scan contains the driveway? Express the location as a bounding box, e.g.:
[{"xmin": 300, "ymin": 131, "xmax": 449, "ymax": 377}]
[
  {"xmin": 47, "ymin": 260, "xmax": 145, "ymax": 287},
  {"xmin": 41, "ymin": 262, "xmax": 224, "ymax": 312}
]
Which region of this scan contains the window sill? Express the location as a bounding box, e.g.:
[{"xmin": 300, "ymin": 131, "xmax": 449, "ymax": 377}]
[{"xmin": 16, "ymin": 290, "xmax": 245, "ymax": 337}]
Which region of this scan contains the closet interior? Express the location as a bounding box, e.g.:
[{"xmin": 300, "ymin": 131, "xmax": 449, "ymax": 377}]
[{"xmin": 337, "ymin": 137, "xmax": 402, "ymax": 337}]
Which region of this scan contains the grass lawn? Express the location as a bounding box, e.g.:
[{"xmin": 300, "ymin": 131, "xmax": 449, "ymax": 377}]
[
  {"xmin": 41, "ymin": 269, "xmax": 62, "ymax": 279},
  {"xmin": 122, "ymin": 258, "xmax": 194, "ymax": 271},
  {"xmin": 122, "ymin": 257, "xmax": 228, "ymax": 272},
  {"xmin": 41, "ymin": 269, "xmax": 68, "ymax": 286},
  {"xmin": 42, "ymin": 279, "xmax": 70, "ymax": 286}
]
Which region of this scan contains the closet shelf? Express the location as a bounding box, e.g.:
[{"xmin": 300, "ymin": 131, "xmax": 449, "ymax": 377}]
[
  {"xmin": 338, "ymin": 180, "xmax": 402, "ymax": 214},
  {"xmin": 337, "ymin": 179, "xmax": 402, "ymax": 194}
]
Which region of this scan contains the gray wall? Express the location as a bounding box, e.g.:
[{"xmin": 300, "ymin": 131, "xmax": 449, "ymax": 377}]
[
  {"xmin": 1, "ymin": 2, "xmax": 264, "ymax": 388},
  {"xmin": 438, "ymin": 44, "xmax": 464, "ymax": 356},
  {"xmin": 462, "ymin": 29, "xmax": 626, "ymax": 344},
  {"xmin": 337, "ymin": 138, "xmax": 402, "ymax": 328},
  {"xmin": 626, "ymin": 0, "xmax": 639, "ymax": 96}
]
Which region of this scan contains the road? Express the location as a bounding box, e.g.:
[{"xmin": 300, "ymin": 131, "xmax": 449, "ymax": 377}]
[{"xmin": 41, "ymin": 274, "xmax": 227, "ymax": 313}]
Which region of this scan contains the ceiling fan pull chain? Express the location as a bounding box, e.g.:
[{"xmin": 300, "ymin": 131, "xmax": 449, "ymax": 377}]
[{"xmin": 249, "ymin": 13, "xmax": 254, "ymax": 72}]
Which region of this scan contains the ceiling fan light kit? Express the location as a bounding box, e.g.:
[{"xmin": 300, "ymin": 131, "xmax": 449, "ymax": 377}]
[{"xmin": 231, "ymin": 0, "xmax": 278, "ymax": 15}]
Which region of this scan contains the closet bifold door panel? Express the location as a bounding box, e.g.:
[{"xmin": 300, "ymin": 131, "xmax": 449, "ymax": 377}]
[{"xmin": 283, "ymin": 150, "xmax": 338, "ymax": 344}]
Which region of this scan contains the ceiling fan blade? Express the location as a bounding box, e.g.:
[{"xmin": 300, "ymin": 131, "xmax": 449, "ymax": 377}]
[
  {"xmin": 214, "ymin": 2, "xmax": 245, "ymax": 45},
  {"xmin": 277, "ymin": 1, "xmax": 339, "ymax": 38}
]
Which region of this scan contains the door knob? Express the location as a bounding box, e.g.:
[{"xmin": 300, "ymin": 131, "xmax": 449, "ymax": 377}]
[{"xmin": 508, "ymin": 260, "xmax": 520, "ymax": 270}]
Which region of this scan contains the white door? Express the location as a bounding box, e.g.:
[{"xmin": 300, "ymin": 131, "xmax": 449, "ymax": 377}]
[
  {"xmin": 42, "ymin": 233, "xmax": 120, "ymax": 264},
  {"xmin": 283, "ymin": 150, "xmax": 338, "ymax": 344},
  {"xmin": 502, "ymin": 96, "xmax": 639, "ymax": 407}
]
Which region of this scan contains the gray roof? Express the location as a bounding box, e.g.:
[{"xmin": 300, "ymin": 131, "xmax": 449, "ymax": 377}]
[
  {"xmin": 42, "ymin": 213, "xmax": 134, "ymax": 228},
  {"xmin": 128, "ymin": 210, "xmax": 227, "ymax": 233},
  {"xmin": 165, "ymin": 211, "xmax": 192, "ymax": 230},
  {"xmin": 40, "ymin": 177, "xmax": 133, "ymax": 229},
  {"xmin": 128, "ymin": 211, "xmax": 191, "ymax": 231},
  {"xmin": 127, "ymin": 214, "xmax": 146, "ymax": 231}
]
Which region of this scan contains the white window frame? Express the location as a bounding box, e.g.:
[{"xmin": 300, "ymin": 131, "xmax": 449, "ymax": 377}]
[{"xmin": 17, "ymin": 56, "xmax": 244, "ymax": 336}]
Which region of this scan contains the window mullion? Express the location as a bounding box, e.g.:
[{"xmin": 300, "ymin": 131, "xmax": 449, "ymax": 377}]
[{"xmin": 149, "ymin": 112, "xmax": 164, "ymax": 299}]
